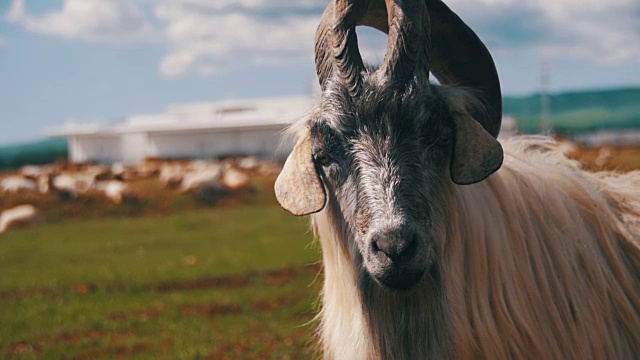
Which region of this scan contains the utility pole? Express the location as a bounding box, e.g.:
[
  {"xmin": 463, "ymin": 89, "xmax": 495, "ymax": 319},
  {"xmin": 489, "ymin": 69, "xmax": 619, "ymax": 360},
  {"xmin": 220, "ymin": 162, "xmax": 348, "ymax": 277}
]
[{"xmin": 539, "ymin": 58, "xmax": 552, "ymax": 134}]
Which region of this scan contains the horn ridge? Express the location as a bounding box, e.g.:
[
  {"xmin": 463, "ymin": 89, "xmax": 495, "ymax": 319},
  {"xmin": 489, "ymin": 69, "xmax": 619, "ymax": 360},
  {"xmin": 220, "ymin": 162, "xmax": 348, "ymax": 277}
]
[
  {"xmin": 313, "ymin": 0, "xmax": 366, "ymax": 97},
  {"xmin": 331, "ymin": 24, "xmax": 364, "ymax": 95},
  {"xmin": 314, "ymin": 0, "xmax": 501, "ymax": 137},
  {"xmin": 377, "ymin": 0, "xmax": 431, "ymax": 84}
]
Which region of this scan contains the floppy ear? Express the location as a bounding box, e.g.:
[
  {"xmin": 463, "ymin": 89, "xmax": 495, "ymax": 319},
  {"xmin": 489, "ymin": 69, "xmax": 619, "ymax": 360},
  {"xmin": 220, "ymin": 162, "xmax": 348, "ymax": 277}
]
[
  {"xmin": 450, "ymin": 113, "xmax": 504, "ymax": 185},
  {"xmin": 275, "ymin": 133, "xmax": 327, "ymax": 216}
]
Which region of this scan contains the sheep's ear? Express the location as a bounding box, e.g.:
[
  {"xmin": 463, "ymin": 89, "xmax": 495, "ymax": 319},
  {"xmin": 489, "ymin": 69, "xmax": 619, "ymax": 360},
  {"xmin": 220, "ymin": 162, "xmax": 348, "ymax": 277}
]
[
  {"xmin": 450, "ymin": 114, "xmax": 503, "ymax": 185},
  {"xmin": 275, "ymin": 134, "xmax": 326, "ymax": 216}
]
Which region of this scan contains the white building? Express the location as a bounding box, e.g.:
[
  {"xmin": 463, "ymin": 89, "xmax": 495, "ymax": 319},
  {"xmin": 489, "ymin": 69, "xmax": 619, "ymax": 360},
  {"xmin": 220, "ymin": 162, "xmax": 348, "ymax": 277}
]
[
  {"xmin": 48, "ymin": 96, "xmax": 314, "ymax": 164},
  {"xmin": 49, "ymin": 95, "xmax": 522, "ymax": 165},
  {"xmin": 574, "ymin": 129, "xmax": 640, "ymax": 147}
]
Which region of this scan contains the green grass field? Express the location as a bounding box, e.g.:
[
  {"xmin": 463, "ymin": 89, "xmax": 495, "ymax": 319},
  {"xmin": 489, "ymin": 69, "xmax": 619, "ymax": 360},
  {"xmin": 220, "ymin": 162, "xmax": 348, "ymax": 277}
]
[
  {"xmin": 0, "ymin": 206, "xmax": 323, "ymax": 359},
  {"xmin": 2, "ymin": 146, "xmax": 638, "ymax": 359}
]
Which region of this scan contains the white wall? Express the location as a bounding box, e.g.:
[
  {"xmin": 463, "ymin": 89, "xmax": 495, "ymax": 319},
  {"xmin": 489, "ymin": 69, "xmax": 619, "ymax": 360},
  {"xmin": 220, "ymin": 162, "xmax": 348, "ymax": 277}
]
[
  {"xmin": 120, "ymin": 132, "xmax": 148, "ymax": 164},
  {"xmin": 147, "ymin": 127, "xmax": 287, "ymax": 160},
  {"xmin": 68, "ymin": 126, "xmax": 293, "ymax": 163},
  {"xmin": 70, "ymin": 136, "xmax": 121, "ymax": 163}
]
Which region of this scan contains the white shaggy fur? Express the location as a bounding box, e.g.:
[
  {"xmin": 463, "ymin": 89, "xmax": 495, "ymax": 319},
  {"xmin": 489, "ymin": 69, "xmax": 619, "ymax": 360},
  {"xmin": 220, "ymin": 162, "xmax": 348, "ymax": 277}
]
[
  {"xmin": 0, "ymin": 205, "xmax": 44, "ymax": 234},
  {"xmin": 0, "ymin": 176, "xmax": 36, "ymax": 193},
  {"xmin": 312, "ymin": 136, "xmax": 640, "ymax": 359}
]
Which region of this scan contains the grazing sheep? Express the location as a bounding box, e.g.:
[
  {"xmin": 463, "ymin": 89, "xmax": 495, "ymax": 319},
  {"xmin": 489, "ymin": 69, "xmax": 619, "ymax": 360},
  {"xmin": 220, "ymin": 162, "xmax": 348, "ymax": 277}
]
[
  {"xmin": 110, "ymin": 162, "xmax": 140, "ymax": 181},
  {"xmin": 95, "ymin": 180, "xmax": 132, "ymax": 205},
  {"xmin": 180, "ymin": 166, "xmax": 222, "ymax": 192},
  {"xmin": 36, "ymin": 174, "xmax": 50, "ymax": 194},
  {"xmin": 237, "ymin": 156, "xmax": 259, "ymax": 171},
  {"xmin": 0, "ymin": 205, "xmax": 44, "ymax": 233},
  {"xmin": 0, "ymin": 176, "xmax": 36, "ymax": 193},
  {"xmin": 220, "ymin": 167, "xmax": 250, "ymax": 191},
  {"xmin": 111, "ymin": 162, "xmax": 126, "ymax": 178},
  {"xmin": 50, "ymin": 173, "xmax": 95, "ymax": 199},
  {"xmin": 274, "ymin": 0, "xmax": 640, "ymax": 359},
  {"xmin": 556, "ymin": 138, "xmax": 581, "ymax": 160},
  {"xmin": 84, "ymin": 164, "xmax": 111, "ymax": 181},
  {"xmin": 19, "ymin": 165, "xmax": 44, "ymax": 180},
  {"xmin": 595, "ymin": 146, "xmax": 615, "ymax": 168},
  {"xmin": 138, "ymin": 159, "xmax": 163, "ymax": 178},
  {"xmin": 159, "ymin": 164, "xmax": 185, "ymax": 189}
]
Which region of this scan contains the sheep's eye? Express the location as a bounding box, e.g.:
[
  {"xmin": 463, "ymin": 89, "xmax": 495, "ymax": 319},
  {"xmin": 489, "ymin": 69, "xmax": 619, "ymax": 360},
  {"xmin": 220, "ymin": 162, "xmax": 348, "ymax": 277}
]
[
  {"xmin": 315, "ymin": 151, "xmax": 332, "ymax": 166},
  {"xmin": 439, "ymin": 134, "xmax": 452, "ymax": 147}
]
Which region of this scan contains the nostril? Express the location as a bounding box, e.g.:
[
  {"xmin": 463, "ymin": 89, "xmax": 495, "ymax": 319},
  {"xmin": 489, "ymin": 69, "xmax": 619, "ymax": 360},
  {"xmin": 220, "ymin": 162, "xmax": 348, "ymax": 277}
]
[
  {"xmin": 371, "ymin": 240, "xmax": 380, "ymax": 253},
  {"xmin": 370, "ymin": 228, "xmax": 419, "ymax": 262}
]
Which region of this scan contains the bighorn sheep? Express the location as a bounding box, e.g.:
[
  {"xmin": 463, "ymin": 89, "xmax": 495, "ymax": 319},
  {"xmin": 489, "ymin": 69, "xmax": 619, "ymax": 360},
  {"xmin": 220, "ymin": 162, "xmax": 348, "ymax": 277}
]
[{"xmin": 274, "ymin": 0, "xmax": 640, "ymax": 358}]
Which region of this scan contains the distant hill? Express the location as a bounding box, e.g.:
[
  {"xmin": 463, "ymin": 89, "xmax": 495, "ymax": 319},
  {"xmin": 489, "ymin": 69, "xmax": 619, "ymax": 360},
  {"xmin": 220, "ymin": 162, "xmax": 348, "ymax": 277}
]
[
  {"xmin": 0, "ymin": 138, "xmax": 68, "ymax": 171},
  {"xmin": 504, "ymin": 87, "xmax": 640, "ymax": 133}
]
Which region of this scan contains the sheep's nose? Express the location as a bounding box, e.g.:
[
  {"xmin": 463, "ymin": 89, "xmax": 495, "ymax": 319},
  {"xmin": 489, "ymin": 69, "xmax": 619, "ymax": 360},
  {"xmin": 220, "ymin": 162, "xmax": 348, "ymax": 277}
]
[{"xmin": 370, "ymin": 226, "xmax": 418, "ymax": 263}]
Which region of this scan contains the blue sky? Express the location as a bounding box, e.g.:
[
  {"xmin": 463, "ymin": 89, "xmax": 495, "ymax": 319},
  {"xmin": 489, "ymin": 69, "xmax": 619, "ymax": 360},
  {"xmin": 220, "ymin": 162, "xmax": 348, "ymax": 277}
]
[{"xmin": 0, "ymin": 0, "xmax": 639, "ymax": 145}]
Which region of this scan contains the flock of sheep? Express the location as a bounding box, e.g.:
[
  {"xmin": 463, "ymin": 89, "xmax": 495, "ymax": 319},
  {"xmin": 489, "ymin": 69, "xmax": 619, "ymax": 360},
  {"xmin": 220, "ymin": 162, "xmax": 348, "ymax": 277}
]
[
  {"xmin": 0, "ymin": 156, "xmax": 280, "ymax": 234},
  {"xmin": 555, "ymin": 138, "xmax": 616, "ymax": 168},
  {"xmin": 0, "ymin": 139, "xmax": 618, "ymax": 236}
]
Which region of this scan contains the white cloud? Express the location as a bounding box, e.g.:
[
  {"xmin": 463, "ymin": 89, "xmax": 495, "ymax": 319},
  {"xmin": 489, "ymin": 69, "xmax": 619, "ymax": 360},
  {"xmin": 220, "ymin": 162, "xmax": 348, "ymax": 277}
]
[
  {"xmin": 153, "ymin": 0, "xmax": 640, "ymax": 77},
  {"xmin": 155, "ymin": 3, "xmax": 319, "ymax": 77},
  {"xmin": 446, "ymin": 0, "xmax": 640, "ymax": 64},
  {"xmin": 147, "ymin": 0, "xmax": 325, "ymax": 11},
  {"xmin": 5, "ymin": 0, "xmax": 639, "ymax": 78},
  {"xmin": 6, "ymin": 0, "xmax": 157, "ymax": 43},
  {"xmin": 542, "ymin": 0, "xmax": 640, "ymax": 64}
]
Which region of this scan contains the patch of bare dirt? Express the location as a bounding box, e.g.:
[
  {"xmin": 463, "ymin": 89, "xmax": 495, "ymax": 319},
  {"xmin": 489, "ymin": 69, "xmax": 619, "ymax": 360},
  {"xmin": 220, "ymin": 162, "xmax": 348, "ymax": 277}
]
[
  {"xmin": 159, "ymin": 338, "xmax": 175, "ymax": 350},
  {"xmin": 250, "ymin": 296, "xmax": 301, "ymax": 314},
  {"xmin": 262, "ymin": 268, "xmax": 300, "ymax": 286},
  {"xmin": 179, "ymin": 303, "xmax": 242, "ymax": 318},
  {"xmin": 0, "ymin": 283, "xmax": 95, "ymax": 303},
  {"xmin": 206, "ymin": 323, "xmax": 316, "ymax": 360},
  {"xmin": 109, "ymin": 307, "xmax": 163, "ymax": 322},
  {"xmin": 5, "ymin": 328, "xmax": 137, "ymax": 359},
  {"xmin": 151, "ymin": 264, "xmax": 318, "ymax": 293},
  {"xmin": 152, "ymin": 274, "xmax": 252, "ymax": 292},
  {"xmin": 1, "ymin": 264, "xmax": 320, "ymax": 302},
  {"xmin": 69, "ymin": 283, "xmax": 96, "ymax": 295},
  {"xmin": 0, "ymin": 287, "xmax": 50, "ymax": 301},
  {"xmin": 70, "ymin": 342, "xmax": 150, "ymax": 360},
  {"xmin": 5, "ymin": 342, "xmax": 43, "ymax": 358}
]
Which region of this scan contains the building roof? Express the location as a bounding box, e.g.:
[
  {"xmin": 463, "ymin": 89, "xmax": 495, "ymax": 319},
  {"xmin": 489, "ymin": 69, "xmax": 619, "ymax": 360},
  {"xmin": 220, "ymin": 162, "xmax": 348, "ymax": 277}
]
[
  {"xmin": 49, "ymin": 94, "xmax": 520, "ymax": 138},
  {"xmin": 47, "ymin": 95, "xmax": 315, "ymax": 137}
]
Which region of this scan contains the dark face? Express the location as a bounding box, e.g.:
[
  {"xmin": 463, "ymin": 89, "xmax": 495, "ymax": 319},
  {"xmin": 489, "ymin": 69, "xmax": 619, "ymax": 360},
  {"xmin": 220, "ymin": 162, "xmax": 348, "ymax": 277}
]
[
  {"xmin": 310, "ymin": 78, "xmax": 453, "ymax": 291},
  {"xmin": 276, "ymin": 0, "xmax": 503, "ymax": 295}
]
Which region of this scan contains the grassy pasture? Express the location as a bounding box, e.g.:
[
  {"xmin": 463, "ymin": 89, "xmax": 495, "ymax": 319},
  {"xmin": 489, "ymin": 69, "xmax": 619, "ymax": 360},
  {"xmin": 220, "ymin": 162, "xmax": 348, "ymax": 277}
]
[
  {"xmin": 0, "ymin": 206, "xmax": 322, "ymax": 359},
  {"xmin": 1, "ymin": 145, "xmax": 638, "ymax": 359}
]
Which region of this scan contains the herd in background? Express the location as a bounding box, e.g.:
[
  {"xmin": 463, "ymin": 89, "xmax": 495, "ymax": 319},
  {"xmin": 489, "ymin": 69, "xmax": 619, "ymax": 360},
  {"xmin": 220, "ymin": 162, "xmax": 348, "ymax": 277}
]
[
  {"xmin": 0, "ymin": 156, "xmax": 282, "ymax": 234},
  {"xmin": 555, "ymin": 138, "xmax": 616, "ymax": 167},
  {"xmin": 0, "ymin": 140, "xmax": 622, "ymax": 235}
]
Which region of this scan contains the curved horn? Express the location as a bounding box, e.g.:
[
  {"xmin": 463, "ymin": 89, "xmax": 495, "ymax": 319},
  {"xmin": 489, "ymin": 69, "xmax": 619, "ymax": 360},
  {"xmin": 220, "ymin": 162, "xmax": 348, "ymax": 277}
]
[
  {"xmin": 315, "ymin": 0, "xmax": 366, "ymax": 96},
  {"xmin": 316, "ymin": 0, "xmax": 502, "ymax": 137},
  {"xmin": 358, "ymin": 0, "xmax": 502, "ymax": 137},
  {"xmin": 376, "ymin": 0, "xmax": 431, "ymax": 84},
  {"xmin": 426, "ymin": 0, "xmax": 502, "ymax": 137}
]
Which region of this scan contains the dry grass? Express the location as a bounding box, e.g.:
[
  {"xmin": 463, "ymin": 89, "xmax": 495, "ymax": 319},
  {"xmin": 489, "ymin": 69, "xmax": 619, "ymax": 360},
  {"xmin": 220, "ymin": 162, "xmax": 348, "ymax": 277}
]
[{"xmin": 576, "ymin": 145, "xmax": 640, "ymax": 172}]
